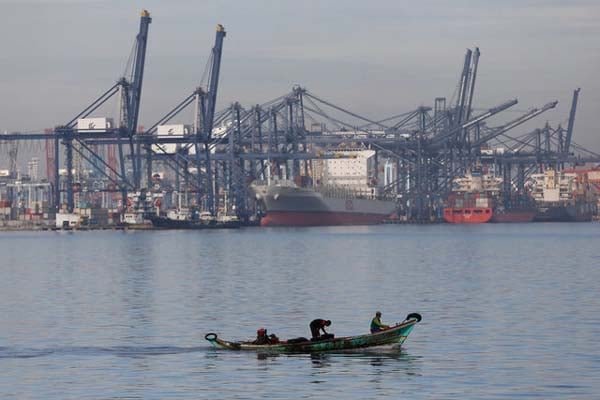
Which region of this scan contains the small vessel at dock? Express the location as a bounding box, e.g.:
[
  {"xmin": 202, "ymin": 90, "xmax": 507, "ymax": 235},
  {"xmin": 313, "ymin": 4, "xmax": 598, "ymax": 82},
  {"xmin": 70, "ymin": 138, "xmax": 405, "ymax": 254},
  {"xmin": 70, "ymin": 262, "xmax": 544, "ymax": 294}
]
[
  {"xmin": 148, "ymin": 209, "xmax": 241, "ymax": 229},
  {"xmin": 120, "ymin": 211, "xmax": 153, "ymax": 229}
]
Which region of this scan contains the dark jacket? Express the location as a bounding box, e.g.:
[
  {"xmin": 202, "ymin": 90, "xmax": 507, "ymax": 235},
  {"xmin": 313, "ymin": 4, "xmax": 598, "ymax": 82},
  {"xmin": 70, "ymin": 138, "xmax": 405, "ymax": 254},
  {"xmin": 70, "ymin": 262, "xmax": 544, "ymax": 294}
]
[{"xmin": 310, "ymin": 319, "xmax": 329, "ymax": 339}]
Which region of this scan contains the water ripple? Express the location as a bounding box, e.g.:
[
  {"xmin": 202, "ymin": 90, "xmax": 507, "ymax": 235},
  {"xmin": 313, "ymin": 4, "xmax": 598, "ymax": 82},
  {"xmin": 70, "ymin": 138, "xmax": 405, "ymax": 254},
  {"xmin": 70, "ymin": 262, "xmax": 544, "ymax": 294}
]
[{"xmin": 1, "ymin": 225, "xmax": 600, "ymax": 399}]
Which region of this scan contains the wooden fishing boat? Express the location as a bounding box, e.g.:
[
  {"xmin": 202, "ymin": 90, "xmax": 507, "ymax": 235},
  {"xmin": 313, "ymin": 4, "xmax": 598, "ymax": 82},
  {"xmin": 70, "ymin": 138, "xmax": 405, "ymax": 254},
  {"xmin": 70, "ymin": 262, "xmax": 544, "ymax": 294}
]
[{"xmin": 205, "ymin": 313, "xmax": 421, "ymax": 352}]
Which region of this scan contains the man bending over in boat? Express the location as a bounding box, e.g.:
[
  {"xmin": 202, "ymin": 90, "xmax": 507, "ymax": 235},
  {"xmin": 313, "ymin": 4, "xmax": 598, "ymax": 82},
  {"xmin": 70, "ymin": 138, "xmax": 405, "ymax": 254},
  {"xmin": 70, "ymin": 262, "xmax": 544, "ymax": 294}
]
[
  {"xmin": 370, "ymin": 311, "xmax": 390, "ymax": 333},
  {"xmin": 310, "ymin": 319, "xmax": 333, "ymax": 341}
]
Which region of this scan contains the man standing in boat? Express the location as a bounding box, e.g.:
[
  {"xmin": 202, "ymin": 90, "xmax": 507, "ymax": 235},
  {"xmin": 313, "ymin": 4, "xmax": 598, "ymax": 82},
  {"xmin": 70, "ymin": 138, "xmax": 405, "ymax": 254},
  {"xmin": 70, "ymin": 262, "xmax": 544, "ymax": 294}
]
[
  {"xmin": 310, "ymin": 319, "xmax": 332, "ymax": 340},
  {"xmin": 370, "ymin": 311, "xmax": 390, "ymax": 333}
]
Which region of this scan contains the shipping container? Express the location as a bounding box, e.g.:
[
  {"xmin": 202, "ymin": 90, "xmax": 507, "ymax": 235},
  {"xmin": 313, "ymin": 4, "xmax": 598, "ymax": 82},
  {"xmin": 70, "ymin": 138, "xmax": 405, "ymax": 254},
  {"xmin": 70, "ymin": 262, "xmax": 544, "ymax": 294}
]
[
  {"xmin": 588, "ymin": 171, "xmax": 600, "ymax": 181},
  {"xmin": 475, "ymin": 198, "xmax": 489, "ymax": 208},
  {"xmin": 76, "ymin": 117, "xmax": 114, "ymax": 132},
  {"xmin": 152, "ymin": 143, "xmax": 178, "ymax": 154},
  {"xmin": 157, "ymin": 124, "xmax": 191, "ymax": 136}
]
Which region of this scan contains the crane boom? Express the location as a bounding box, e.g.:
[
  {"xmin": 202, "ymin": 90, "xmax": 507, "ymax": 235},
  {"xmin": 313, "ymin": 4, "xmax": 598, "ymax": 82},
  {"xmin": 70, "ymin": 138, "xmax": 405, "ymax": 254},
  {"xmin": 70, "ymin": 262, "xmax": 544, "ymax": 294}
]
[
  {"xmin": 455, "ymin": 49, "xmax": 472, "ymax": 127},
  {"xmin": 564, "ymin": 88, "xmax": 580, "ymax": 154},
  {"xmin": 430, "ymin": 99, "xmax": 518, "ymax": 148},
  {"xmin": 464, "ymin": 47, "xmax": 480, "ymax": 123},
  {"xmin": 127, "ymin": 9, "xmax": 152, "ymax": 134},
  {"xmin": 204, "ymin": 24, "xmax": 226, "ymax": 139},
  {"xmin": 471, "ymin": 101, "xmax": 558, "ymax": 148}
]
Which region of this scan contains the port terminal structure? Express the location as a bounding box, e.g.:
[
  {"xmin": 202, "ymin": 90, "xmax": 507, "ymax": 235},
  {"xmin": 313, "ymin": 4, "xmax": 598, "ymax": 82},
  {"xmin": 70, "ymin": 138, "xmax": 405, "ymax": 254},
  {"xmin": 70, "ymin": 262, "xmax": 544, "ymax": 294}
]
[{"xmin": 2, "ymin": 10, "xmax": 600, "ymax": 223}]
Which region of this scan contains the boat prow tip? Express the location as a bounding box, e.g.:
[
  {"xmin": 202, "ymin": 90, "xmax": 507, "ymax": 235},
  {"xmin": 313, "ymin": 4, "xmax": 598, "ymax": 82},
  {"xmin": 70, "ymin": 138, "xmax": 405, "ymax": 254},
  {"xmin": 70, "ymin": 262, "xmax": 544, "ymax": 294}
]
[{"xmin": 406, "ymin": 313, "xmax": 422, "ymax": 323}]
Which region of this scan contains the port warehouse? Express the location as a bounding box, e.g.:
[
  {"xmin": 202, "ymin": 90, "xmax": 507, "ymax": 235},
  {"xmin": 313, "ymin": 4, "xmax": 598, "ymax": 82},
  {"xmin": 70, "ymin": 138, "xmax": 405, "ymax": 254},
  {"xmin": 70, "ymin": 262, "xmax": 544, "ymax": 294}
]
[{"xmin": 1, "ymin": 10, "xmax": 600, "ymax": 228}]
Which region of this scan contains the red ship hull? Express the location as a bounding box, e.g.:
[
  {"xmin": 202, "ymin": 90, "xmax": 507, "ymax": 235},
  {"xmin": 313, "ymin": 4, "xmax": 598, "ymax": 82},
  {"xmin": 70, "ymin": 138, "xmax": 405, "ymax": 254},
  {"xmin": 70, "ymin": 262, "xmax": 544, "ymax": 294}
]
[
  {"xmin": 260, "ymin": 211, "xmax": 389, "ymax": 227},
  {"xmin": 443, "ymin": 207, "xmax": 493, "ymax": 224},
  {"xmin": 490, "ymin": 208, "xmax": 536, "ymax": 223}
]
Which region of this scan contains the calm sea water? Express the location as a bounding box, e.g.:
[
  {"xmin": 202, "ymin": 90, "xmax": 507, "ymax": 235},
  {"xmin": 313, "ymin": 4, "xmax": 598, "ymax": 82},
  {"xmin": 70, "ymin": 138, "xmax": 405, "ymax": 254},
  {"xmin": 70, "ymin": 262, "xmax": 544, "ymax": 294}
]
[{"xmin": 1, "ymin": 223, "xmax": 599, "ymax": 399}]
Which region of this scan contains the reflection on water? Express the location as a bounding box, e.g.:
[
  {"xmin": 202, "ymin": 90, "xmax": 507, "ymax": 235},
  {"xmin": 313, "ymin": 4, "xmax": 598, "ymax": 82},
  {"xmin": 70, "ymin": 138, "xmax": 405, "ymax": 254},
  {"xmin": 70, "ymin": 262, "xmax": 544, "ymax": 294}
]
[
  {"xmin": 309, "ymin": 352, "xmax": 331, "ymax": 369},
  {"xmin": 1, "ymin": 225, "xmax": 600, "ymax": 399}
]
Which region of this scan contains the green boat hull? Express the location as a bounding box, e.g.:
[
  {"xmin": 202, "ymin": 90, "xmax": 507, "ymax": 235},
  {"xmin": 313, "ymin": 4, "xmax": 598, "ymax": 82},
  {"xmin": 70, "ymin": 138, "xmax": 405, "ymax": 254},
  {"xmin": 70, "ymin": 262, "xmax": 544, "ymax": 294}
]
[{"xmin": 205, "ymin": 313, "xmax": 421, "ymax": 353}]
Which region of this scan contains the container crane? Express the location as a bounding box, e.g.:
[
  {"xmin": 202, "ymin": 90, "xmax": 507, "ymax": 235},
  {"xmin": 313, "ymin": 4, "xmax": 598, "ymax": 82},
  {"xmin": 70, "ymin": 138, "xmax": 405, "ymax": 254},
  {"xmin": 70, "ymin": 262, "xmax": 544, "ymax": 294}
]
[
  {"xmin": 200, "ymin": 24, "xmax": 226, "ymax": 215},
  {"xmin": 58, "ymin": 9, "xmax": 151, "ymax": 212}
]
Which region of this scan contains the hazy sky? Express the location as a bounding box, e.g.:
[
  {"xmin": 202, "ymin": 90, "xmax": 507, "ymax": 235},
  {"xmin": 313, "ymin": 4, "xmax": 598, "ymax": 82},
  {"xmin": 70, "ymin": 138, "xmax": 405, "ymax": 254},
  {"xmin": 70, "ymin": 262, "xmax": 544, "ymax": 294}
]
[{"xmin": 1, "ymin": 0, "xmax": 599, "ymax": 151}]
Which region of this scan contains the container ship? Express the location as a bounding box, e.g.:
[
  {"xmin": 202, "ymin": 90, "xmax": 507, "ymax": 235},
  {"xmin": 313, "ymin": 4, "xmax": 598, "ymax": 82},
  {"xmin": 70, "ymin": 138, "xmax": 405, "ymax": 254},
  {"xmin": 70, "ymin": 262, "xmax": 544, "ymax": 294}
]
[
  {"xmin": 530, "ymin": 169, "xmax": 597, "ymax": 222},
  {"xmin": 250, "ymin": 149, "xmax": 397, "ymax": 227},
  {"xmin": 443, "ymin": 168, "xmax": 499, "ymax": 224},
  {"xmin": 251, "ymin": 180, "xmax": 396, "ymax": 226}
]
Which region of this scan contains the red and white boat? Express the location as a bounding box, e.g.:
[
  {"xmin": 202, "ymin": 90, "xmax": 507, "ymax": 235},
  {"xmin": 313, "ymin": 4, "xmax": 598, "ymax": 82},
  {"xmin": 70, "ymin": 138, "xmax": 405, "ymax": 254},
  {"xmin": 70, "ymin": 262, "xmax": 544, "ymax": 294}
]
[{"xmin": 443, "ymin": 168, "xmax": 501, "ymax": 224}]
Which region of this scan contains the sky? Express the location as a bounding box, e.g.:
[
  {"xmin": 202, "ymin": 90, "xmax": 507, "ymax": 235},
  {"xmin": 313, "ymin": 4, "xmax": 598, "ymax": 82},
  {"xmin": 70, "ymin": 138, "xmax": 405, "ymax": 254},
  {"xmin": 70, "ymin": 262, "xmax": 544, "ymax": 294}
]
[{"xmin": 1, "ymin": 0, "xmax": 599, "ymax": 153}]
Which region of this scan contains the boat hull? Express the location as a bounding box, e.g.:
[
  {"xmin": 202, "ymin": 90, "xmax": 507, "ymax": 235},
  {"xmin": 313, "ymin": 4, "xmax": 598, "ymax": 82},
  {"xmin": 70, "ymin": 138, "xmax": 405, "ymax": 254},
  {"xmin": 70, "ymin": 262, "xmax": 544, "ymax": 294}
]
[
  {"xmin": 443, "ymin": 207, "xmax": 492, "ymax": 224},
  {"xmin": 148, "ymin": 215, "xmax": 241, "ymax": 229},
  {"xmin": 534, "ymin": 203, "xmax": 595, "ymax": 222},
  {"xmin": 490, "ymin": 208, "xmax": 536, "ymax": 223},
  {"xmin": 205, "ymin": 314, "xmax": 420, "ymax": 353},
  {"xmin": 260, "ymin": 211, "xmax": 391, "ymax": 227}
]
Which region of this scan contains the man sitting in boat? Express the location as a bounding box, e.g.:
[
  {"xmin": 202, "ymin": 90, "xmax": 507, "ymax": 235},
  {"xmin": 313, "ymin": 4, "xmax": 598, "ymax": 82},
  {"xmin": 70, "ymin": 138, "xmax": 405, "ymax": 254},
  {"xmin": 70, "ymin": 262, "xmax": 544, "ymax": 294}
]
[
  {"xmin": 252, "ymin": 328, "xmax": 280, "ymax": 345},
  {"xmin": 268, "ymin": 333, "xmax": 280, "ymax": 344},
  {"xmin": 253, "ymin": 328, "xmax": 271, "ymax": 345},
  {"xmin": 310, "ymin": 319, "xmax": 333, "ymax": 341},
  {"xmin": 370, "ymin": 311, "xmax": 390, "ymax": 333}
]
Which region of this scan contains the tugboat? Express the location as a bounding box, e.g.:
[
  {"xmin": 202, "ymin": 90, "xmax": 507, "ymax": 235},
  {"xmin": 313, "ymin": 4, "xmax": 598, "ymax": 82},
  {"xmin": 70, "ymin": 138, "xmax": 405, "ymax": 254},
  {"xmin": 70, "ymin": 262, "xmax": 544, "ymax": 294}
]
[
  {"xmin": 148, "ymin": 208, "xmax": 241, "ymax": 229},
  {"xmin": 119, "ymin": 190, "xmax": 159, "ymax": 229}
]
